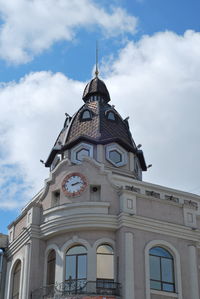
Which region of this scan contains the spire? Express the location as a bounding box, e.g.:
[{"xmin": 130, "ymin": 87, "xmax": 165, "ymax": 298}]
[{"xmin": 95, "ymin": 41, "xmax": 99, "ymax": 77}]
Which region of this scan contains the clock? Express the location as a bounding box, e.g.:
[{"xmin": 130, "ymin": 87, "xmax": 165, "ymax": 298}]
[{"xmin": 62, "ymin": 172, "xmax": 87, "ymax": 197}]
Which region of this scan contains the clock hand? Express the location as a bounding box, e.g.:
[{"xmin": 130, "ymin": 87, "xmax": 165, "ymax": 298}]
[{"xmin": 71, "ymin": 182, "xmax": 81, "ymax": 186}]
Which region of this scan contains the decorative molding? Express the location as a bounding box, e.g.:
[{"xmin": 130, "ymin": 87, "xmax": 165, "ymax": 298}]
[{"xmin": 118, "ymin": 213, "xmax": 200, "ymax": 242}]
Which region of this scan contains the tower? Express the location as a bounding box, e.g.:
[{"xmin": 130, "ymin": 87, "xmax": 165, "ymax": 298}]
[{"xmin": 2, "ymin": 73, "xmax": 200, "ymax": 299}]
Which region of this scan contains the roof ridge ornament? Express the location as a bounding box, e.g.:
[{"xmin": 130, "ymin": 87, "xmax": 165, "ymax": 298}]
[{"xmin": 95, "ymin": 40, "xmax": 99, "ymax": 78}]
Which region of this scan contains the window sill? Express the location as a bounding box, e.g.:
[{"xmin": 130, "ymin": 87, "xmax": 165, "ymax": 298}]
[{"xmin": 151, "ymin": 289, "xmax": 178, "ymax": 297}]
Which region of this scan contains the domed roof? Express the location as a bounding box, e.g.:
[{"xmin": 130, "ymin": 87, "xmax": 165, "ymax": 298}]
[
  {"xmin": 45, "ymin": 76, "xmax": 147, "ymax": 171},
  {"xmin": 82, "ymin": 77, "xmax": 111, "ymax": 103}
]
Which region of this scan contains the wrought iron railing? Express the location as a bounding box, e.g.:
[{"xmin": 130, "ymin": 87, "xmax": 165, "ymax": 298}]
[{"xmin": 31, "ymin": 279, "xmax": 121, "ymax": 298}]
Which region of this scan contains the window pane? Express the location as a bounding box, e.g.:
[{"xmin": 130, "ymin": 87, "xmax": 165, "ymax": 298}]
[
  {"xmin": 76, "ymin": 149, "xmax": 90, "ymax": 161},
  {"xmin": 163, "ymin": 283, "xmax": 174, "ymax": 292},
  {"xmin": 67, "ymin": 246, "xmax": 87, "ymax": 255},
  {"xmin": 12, "ymin": 261, "xmax": 21, "ymax": 298},
  {"xmin": 150, "ymin": 247, "xmax": 172, "ymax": 258},
  {"xmin": 82, "ymin": 110, "xmax": 91, "ymax": 119},
  {"xmin": 109, "ymin": 150, "xmax": 122, "ymax": 164},
  {"xmin": 66, "ymin": 256, "xmax": 76, "ymax": 279},
  {"xmin": 97, "ymin": 254, "xmax": 114, "ymax": 279},
  {"xmin": 150, "ymin": 280, "xmax": 161, "ymax": 290},
  {"xmin": 107, "ymin": 112, "xmax": 115, "ymax": 120},
  {"xmin": 78, "ymin": 255, "xmax": 87, "ymax": 279},
  {"xmin": 97, "ymin": 245, "xmax": 113, "ymax": 254},
  {"xmin": 150, "ymin": 255, "xmax": 160, "ymax": 280},
  {"xmin": 161, "ymin": 258, "xmax": 173, "ymax": 283}
]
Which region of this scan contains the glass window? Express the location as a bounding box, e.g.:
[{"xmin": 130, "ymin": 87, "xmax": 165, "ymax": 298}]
[
  {"xmin": 149, "ymin": 246, "xmax": 175, "ymax": 293},
  {"xmin": 97, "ymin": 244, "xmax": 114, "ymax": 280},
  {"xmin": 81, "ymin": 110, "xmax": 91, "ymax": 120},
  {"xmin": 109, "ymin": 150, "xmax": 122, "ymax": 164},
  {"xmin": 12, "ymin": 260, "xmax": 21, "ymax": 299},
  {"xmin": 47, "ymin": 250, "xmax": 56, "ymax": 285},
  {"xmin": 76, "ymin": 148, "xmax": 90, "ymax": 161},
  {"xmin": 66, "ymin": 245, "xmax": 87, "ymax": 281},
  {"xmin": 107, "ymin": 111, "xmax": 116, "ymax": 121}
]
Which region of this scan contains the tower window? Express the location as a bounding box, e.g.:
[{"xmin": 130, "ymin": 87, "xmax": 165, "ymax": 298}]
[
  {"xmin": 76, "ymin": 148, "xmax": 90, "ymax": 161},
  {"xmin": 106, "ymin": 144, "xmax": 127, "ymax": 167},
  {"xmin": 109, "ymin": 150, "xmax": 122, "ymax": 164},
  {"xmin": 105, "ymin": 110, "xmax": 116, "ymax": 121},
  {"xmin": 81, "ymin": 110, "xmax": 92, "ymax": 120},
  {"xmin": 149, "ymin": 247, "xmax": 175, "ymax": 292},
  {"xmin": 71, "ymin": 143, "xmax": 93, "ymax": 164},
  {"xmin": 52, "ymin": 190, "xmax": 60, "ymax": 207}
]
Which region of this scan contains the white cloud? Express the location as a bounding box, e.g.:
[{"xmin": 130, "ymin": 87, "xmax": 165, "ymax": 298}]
[
  {"xmin": 105, "ymin": 30, "xmax": 200, "ymax": 193},
  {"xmin": 0, "ymin": 71, "xmax": 84, "ymax": 209},
  {"xmin": 0, "ymin": 0, "xmax": 137, "ymax": 64},
  {"xmin": 1, "ymin": 29, "xmax": 200, "ymax": 210}
]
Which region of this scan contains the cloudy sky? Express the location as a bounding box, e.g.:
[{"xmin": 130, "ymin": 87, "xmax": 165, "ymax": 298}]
[{"xmin": 0, "ymin": 0, "xmax": 200, "ymax": 233}]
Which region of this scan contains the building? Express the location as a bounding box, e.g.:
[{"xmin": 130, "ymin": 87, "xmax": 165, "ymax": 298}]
[{"xmin": 1, "ymin": 73, "xmax": 200, "ymax": 299}]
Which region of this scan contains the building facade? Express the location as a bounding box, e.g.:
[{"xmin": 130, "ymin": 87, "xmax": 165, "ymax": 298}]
[{"xmin": 1, "ymin": 75, "xmax": 200, "ymax": 299}]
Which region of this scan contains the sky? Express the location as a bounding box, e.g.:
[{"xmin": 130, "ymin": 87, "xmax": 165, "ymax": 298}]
[{"xmin": 0, "ymin": 0, "xmax": 200, "ymax": 234}]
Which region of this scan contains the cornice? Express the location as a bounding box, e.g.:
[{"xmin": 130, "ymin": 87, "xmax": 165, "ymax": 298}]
[
  {"xmin": 118, "ymin": 213, "xmax": 200, "ymax": 242},
  {"xmin": 112, "ymin": 174, "xmax": 200, "ymax": 201},
  {"xmin": 7, "ymin": 211, "xmax": 200, "ymax": 257},
  {"xmin": 40, "ymin": 214, "xmax": 118, "ymax": 239},
  {"xmin": 6, "ymin": 225, "xmax": 40, "ymax": 258}
]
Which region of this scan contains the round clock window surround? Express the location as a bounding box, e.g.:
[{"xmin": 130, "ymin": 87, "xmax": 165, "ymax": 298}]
[{"xmin": 62, "ymin": 172, "xmax": 88, "ymax": 197}]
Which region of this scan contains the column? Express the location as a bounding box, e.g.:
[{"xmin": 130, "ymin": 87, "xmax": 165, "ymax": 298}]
[
  {"xmin": 188, "ymin": 245, "xmax": 199, "ymax": 299},
  {"xmin": 125, "ymin": 232, "xmax": 134, "ymax": 299},
  {"xmin": 22, "ymin": 243, "xmax": 31, "ymax": 299},
  {"xmin": 55, "ymin": 249, "xmax": 63, "ymax": 284}
]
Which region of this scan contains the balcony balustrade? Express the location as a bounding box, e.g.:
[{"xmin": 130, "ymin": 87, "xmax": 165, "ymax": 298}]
[{"xmin": 31, "ymin": 279, "xmax": 121, "ymax": 299}]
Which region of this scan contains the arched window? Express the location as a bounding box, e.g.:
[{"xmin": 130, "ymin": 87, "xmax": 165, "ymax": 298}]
[
  {"xmin": 106, "ymin": 111, "xmax": 116, "ymax": 121},
  {"xmin": 149, "ymin": 246, "xmax": 175, "ymax": 292},
  {"xmin": 66, "ymin": 245, "xmax": 87, "ymax": 287},
  {"xmin": 97, "ymin": 244, "xmax": 114, "ymax": 285},
  {"xmin": 12, "ymin": 260, "xmax": 21, "ymax": 299},
  {"xmin": 47, "ymin": 250, "xmax": 56, "ymax": 286},
  {"xmin": 81, "ymin": 110, "xmax": 92, "ymax": 120}
]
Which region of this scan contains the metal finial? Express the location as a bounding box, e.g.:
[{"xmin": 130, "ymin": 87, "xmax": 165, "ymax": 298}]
[{"xmin": 95, "ymin": 41, "xmax": 99, "ymax": 77}]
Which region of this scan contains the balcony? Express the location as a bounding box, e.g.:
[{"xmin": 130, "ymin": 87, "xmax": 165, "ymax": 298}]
[{"xmin": 31, "ymin": 279, "xmax": 121, "ymax": 299}]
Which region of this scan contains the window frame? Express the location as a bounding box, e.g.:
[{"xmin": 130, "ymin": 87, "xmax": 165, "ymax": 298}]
[
  {"xmin": 145, "ymin": 240, "xmax": 182, "ymax": 299},
  {"xmin": 46, "ymin": 250, "xmax": 56, "ymax": 286},
  {"xmin": 149, "ymin": 246, "xmax": 175, "ymax": 293},
  {"xmin": 80, "ymin": 109, "xmax": 92, "ymax": 121},
  {"xmin": 105, "ymin": 144, "xmax": 127, "ymax": 167},
  {"xmin": 96, "ymin": 244, "xmax": 114, "ymax": 281},
  {"xmin": 71, "ymin": 143, "xmax": 93, "ymax": 164},
  {"xmin": 65, "ymin": 245, "xmax": 87, "ymax": 282},
  {"xmin": 105, "ymin": 110, "xmax": 117, "ymax": 122},
  {"xmin": 11, "ymin": 260, "xmax": 21, "ymax": 299}
]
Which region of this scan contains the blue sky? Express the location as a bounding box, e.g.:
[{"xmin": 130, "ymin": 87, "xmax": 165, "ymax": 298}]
[{"xmin": 0, "ymin": 0, "xmax": 200, "ymax": 234}]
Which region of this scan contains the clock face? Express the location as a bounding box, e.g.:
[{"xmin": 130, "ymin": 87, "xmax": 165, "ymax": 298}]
[{"xmin": 62, "ymin": 172, "xmax": 87, "ymax": 197}]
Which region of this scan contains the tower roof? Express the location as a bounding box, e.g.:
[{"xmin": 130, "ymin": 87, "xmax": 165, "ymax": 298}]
[
  {"xmin": 45, "ymin": 76, "xmax": 147, "ymax": 171},
  {"xmin": 82, "ymin": 77, "xmax": 111, "ymax": 103}
]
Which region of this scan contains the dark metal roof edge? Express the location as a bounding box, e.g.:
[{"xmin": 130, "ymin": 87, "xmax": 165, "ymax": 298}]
[
  {"xmin": 63, "ymin": 136, "xmax": 136, "ymax": 152},
  {"xmin": 137, "ymin": 150, "xmax": 147, "ymax": 171},
  {"xmin": 45, "ymin": 148, "xmax": 59, "ymax": 167}
]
